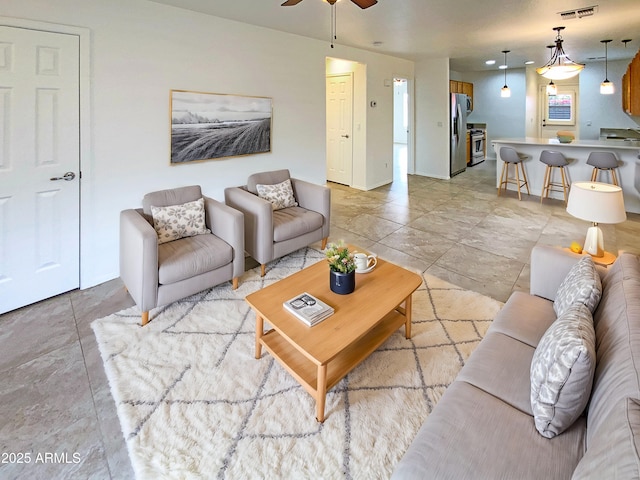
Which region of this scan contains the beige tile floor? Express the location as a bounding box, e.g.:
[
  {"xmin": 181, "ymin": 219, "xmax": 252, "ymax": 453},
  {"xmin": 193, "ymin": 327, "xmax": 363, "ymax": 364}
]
[{"xmin": 2, "ymin": 158, "xmax": 639, "ymax": 479}]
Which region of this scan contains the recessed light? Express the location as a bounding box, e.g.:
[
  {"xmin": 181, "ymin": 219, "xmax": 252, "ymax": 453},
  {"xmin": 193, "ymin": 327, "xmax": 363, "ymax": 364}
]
[
  {"xmin": 499, "ymin": 64, "xmax": 508, "ymax": 70},
  {"xmin": 524, "ymin": 60, "xmax": 535, "ymax": 65},
  {"xmin": 485, "ymin": 60, "xmax": 496, "ymax": 65}
]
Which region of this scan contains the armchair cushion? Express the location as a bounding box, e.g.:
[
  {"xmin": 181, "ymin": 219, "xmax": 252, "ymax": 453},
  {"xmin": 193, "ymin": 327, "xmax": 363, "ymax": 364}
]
[
  {"xmin": 158, "ymin": 233, "xmax": 233, "ymax": 285},
  {"xmin": 273, "ymin": 207, "xmax": 324, "ymax": 242},
  {"xmin": 247, "ymin": 169, "xmax": 291, "ymax": 194},
  {"xmin": 150, "ymin": 197, "xmax": 210, "ymax": 244},
  {"xmin": 256, "ymin": 179, "xmax": 298, "ymax": 210}
]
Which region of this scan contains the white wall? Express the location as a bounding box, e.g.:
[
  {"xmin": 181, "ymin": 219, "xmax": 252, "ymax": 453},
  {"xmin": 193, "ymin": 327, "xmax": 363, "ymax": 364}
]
[
  {"xmin": 578, "ymin": 59, "xmax": 639, "ymax": 139},
  {"xmin": 3, "ymin": 0, "xmax": 413, "ymax": 289},
  {"xmin": 463, "ymin": 69, "xmax": 527, "ymax": 159},
  {"xmin": 394, "ymin": 80, "xmax": 408, "ymax": 143},
  {"xmin": 414, "ymin": 57, "xmax": 450, "ymax": 178}
]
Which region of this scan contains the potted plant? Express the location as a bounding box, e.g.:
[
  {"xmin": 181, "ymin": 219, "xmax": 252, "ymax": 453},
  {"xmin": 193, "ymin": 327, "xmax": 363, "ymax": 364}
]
[{"xmin": 325, "ymin": 241, "xmax": 356, "ymax": 294}]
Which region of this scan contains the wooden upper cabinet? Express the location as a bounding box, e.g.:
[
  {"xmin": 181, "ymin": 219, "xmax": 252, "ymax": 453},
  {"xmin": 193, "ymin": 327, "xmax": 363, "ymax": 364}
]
[
  {"xmin": 449, "ymin": 80, "xmax": 474, "ymax": 111},
  {"xmin": 623, "ymin": 49, "xmax": 640, "ymax": 115}
]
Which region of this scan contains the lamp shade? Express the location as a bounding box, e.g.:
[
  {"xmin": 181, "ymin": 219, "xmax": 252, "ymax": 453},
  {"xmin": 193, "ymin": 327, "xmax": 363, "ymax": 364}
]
[{"xmin": 566, "ymin": 182, "xmax": 627, "ymax": 224}]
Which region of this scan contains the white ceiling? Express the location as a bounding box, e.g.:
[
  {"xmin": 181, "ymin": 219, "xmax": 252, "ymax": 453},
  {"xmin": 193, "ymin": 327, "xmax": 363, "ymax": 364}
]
[{"xmin": 149, "ymin": 0, "xmax": 640, "ymax": 72}]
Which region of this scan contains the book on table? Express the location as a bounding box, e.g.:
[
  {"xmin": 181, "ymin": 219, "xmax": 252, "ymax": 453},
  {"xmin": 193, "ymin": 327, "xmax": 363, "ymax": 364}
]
[{"xmin": 283, "ymin": 292, "xmax": 334, "ymax": 326}]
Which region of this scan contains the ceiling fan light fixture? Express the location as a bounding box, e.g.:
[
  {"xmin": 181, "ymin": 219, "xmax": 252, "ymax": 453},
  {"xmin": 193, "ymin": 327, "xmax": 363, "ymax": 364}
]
[{"xmin": 536, "ymin": 27, "xmax": 585, "ymax": 80}]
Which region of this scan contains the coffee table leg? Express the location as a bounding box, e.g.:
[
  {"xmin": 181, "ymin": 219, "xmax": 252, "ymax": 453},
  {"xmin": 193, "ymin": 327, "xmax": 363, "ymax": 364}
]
[
  {"xmin": 316, "ymin": 364, "xmax": 327, "ymax": 423},
  {"xmin": 404, "ymin": 294, "xmax": 412, "ymax": 339},
  {"xmin": 255, "ymin": 313, "xmax": 263, "ymax": 359}
]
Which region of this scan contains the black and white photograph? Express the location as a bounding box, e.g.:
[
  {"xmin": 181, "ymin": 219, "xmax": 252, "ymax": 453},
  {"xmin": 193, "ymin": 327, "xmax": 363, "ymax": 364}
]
[{"xmin": 170, "ymin": 90, "xmax": 272, "ymax": 164}]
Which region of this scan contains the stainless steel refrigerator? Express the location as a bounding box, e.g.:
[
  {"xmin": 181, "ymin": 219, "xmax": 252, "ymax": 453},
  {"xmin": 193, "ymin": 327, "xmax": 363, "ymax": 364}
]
[{"xmin": 450, "ymin": 93, "xmax": 468, "ymax": 177}]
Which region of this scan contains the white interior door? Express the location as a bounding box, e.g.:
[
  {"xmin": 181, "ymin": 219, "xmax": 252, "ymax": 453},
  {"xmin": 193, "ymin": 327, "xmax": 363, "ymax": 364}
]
[
  {"xmin": 326, "ymin": 73, "xmax": 353, "ymax": 185},
  {"xmin": 0, "ymin": 26, "xmax": 80, "ymax": 314}
]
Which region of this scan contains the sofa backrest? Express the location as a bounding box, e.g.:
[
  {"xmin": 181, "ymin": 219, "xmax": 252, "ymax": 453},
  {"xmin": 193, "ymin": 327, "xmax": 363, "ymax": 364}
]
[{"xmin": 586, "ymin": 253, "xmax": 640, "ymax": 443}]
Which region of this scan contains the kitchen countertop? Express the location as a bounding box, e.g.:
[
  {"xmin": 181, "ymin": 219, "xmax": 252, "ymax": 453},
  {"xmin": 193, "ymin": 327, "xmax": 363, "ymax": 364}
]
[{"xmin": 493, "ymin": 137, "xmax": 640, "ymax": 149}]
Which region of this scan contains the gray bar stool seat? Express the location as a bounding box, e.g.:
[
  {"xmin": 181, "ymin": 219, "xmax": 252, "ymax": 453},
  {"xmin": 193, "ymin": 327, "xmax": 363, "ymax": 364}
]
[
  {"xmin": 498, "ymin": 147, "xmax": 530, "ymax": 200},
  {"xmin": 540, "ymin": 150, "xmax": 570, "ymax": 204},
  {"xmin": 587, "ymin": 151, "xmax": 619, "ymax": 186}
]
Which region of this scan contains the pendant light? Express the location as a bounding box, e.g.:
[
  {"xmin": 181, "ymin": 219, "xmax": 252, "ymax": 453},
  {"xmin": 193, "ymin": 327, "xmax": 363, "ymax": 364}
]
[
  {"xmin": 536, "ymin": 27, "xmax": 585, "ymax": 80},
  {"xmin": 600, "ymin": 39, "xmax": 614, "ymax": 95},
  {"xmin": 501, "ymin": 50, "xmax": 511, "ymax": 98}
]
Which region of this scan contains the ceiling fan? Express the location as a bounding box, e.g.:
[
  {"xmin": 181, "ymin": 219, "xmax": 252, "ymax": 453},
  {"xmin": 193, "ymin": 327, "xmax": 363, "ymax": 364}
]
[{"xmin": 281, "ymin": 0, "xmax": 378, "ymax": 9}]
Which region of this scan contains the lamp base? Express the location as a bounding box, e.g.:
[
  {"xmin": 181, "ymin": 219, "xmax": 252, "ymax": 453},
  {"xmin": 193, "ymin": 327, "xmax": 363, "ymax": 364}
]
[{"xmin": 583, "ymin": 225, "xmax": 604, "ymax": 257}]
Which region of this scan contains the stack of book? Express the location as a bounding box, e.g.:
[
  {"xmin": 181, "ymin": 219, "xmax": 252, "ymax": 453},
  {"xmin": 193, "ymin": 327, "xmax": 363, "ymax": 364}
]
[{"xmin": 283, "ymin": 292, "xmax": 334, "ymax": 326}]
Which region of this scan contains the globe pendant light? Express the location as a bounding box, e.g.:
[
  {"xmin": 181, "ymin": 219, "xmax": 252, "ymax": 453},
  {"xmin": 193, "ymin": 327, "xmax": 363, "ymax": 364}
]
[
  {"xmin": 536, "ymin": 27, "xmax": 585, "ymax": 80},
  {"xmin": 501, "ymin": 50, "xmax": 511, "ymax": 98},
  {"xmin": 600, "ymin": 39, "xmax": 614, "ymax": 95}
]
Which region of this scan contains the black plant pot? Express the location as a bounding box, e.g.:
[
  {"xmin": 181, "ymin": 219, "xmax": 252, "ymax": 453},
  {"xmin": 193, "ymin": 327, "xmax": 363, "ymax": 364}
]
[{"xmin": 329, "ymin": 270, "xmax": 355, "ymax": 295}]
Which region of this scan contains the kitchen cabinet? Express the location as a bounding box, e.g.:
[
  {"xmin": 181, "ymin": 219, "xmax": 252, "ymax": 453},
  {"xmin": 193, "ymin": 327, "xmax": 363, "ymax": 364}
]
[
  {"xmin": 449, "ymin": 80, "xmax": 474, "ymax": 111},
  {"xmin": 622, "ymin": 49, "xmax": 640, "ymax": 115}
]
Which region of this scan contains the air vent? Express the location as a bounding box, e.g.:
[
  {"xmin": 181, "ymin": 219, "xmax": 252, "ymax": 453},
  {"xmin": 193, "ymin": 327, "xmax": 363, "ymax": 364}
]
[{"xmin": 559, "ymin": 5, "xmax": 598, "ymax": 19}]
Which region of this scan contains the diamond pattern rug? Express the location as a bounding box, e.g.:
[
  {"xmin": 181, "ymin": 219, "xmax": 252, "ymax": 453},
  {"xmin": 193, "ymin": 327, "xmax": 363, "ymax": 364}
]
[{"xmin": 92, "ymin": 247, "xmax": 503, "ymax": 479}]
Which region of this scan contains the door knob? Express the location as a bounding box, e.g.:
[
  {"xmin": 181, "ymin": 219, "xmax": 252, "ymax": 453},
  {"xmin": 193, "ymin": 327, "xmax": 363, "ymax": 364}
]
[
  {"xmin": 50, "ymin": 172, "xmax": 76, "ymax": 181},
  {"xmin": 341, "ymin": 134, "xmax": 350, "ymax": 138}
]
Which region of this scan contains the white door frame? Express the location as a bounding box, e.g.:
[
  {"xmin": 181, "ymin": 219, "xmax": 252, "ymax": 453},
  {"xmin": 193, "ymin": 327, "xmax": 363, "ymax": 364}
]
[{"xmin": 0, "ymin": 16, "xmax": 91, "ymax": 289}]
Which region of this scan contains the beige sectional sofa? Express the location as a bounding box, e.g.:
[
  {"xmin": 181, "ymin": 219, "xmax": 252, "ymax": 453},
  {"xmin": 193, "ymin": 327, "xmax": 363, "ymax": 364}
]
[{"xmin": 393, "ymin": 245, "xmax": 640, "ymax": 479}]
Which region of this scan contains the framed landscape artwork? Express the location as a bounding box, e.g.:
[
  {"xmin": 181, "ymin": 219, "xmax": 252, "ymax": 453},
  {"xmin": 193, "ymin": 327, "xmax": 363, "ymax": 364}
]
[{"xmin": 170, "ymin": 90, "xmax": 272, "ymax": 164}]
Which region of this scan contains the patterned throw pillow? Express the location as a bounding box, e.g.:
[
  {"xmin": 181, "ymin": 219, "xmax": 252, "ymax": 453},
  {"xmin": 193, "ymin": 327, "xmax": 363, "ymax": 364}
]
[
  {"xmin": 150, "ymin": 197, "xmax": 210, "ymax": 244},
  {"xmin": 530, "ymin": 303, "xmax": 596, "ymax": 439},
  {"xmin": 256, "ymin": 179, "xmax": 298, "ymax": 210},
  {"xmin": 554, "ymin": 255, "xmax": 602, "ymax": 317}
]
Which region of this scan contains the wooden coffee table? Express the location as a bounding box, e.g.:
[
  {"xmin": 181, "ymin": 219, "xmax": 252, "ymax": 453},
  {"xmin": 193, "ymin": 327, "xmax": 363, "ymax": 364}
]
[{"xmin": 245, "ymin": 250, "xmax": 422, "ymax": 422}]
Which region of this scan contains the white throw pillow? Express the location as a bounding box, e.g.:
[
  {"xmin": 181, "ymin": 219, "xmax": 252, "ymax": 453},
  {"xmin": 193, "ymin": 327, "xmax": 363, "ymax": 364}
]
[
  {"xmin": 554, "ymin": 255, "xmax": 602, "ymax": 317},
  {"xmin": 150, "ymin": 197, "xmax": 210, "ymax": 244},
  {"xmin": 530, "ymin": 303, "xmax": 596, "ymax": 439},
  {"xmin": 256, "ymin": 179, "xmax": 298, "ymax": 210}
]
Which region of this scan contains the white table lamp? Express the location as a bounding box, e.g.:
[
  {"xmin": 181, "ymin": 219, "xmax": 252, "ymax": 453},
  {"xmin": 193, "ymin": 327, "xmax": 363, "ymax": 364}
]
[{"xmin": 566, "ymin": 182, "xmax": 627, "ymax": 257}]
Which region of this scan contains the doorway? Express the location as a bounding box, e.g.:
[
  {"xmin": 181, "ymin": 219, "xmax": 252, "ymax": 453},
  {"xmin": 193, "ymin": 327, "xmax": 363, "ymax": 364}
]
[
  {"xmin": 393, "ymin": 77, "xmax": 409, "ymax": 183},
  {"xmin": 538, "ymin": 84, "xmax": 579, "ymax": 139},
  {"xmin": 326, "ymin": 73, "xmax": 354, "ymax": 185},
  {"xmin": 0, "ymin": 22, "xmax": 86, "ymax": 314}
]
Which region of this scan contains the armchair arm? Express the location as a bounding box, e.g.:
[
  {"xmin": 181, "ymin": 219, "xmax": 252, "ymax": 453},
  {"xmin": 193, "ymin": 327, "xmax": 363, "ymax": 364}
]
[
  {"xmin": 204, "ymin": 196, "xmax": 245, "ymax": 279},
  {"xmin": 119, "ymin": 209, "xmax": 159, "ymax": 312},
  {"xmin": 291, "ymin": 178, "xmax": 331, "ymax": 238},
  {"xmin": 224, "ymin": 186, "xmax": 274, "ymax": 264}
]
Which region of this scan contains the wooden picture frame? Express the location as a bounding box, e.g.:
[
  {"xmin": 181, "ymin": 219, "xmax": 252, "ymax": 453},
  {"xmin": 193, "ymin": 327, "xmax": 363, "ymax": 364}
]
[{"xmin": 170, "ymin": 90, "xmax": 272, "ymax": 164}]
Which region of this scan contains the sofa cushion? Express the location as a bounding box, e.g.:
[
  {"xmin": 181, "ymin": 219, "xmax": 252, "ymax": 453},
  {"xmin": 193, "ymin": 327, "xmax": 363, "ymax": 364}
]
[
  {"xmin": 256, "ymin": 178, "xmax": 298, "ymax": 210},
  {"xmin": 150, "ymin": 197, "xmax": 210, "ymax": 244},
  {"xmin": 554, "ymin": 255, "xmax": 602, "ymax": 316},
  {"xmin": 586, "ymin": 253, "xmax": 640, "ymax": 444},
  {"xmin": 456, "ymin": 331, "xmax": 536, "ymax": 415},
  {"xmin": 391, "ymin": 381, "xmax": 586, "ymax": 480},
  {"xmin": 273, "ymin": 206, "xmax": 323, "ymax": 242},
  {"xmin": 489, "ymin": 291, "xmax": 556, "ymax": 348},
  {"xmin": 158, "ymin": 233, "xmax": 232, "ymax": 285},
  {"xmin": 530, "ymin": 303, "xmax": 596, "ymax": 438},
  {"xmin": 572, "ymin": 397, "xmax": 640, "ymax": 480}
]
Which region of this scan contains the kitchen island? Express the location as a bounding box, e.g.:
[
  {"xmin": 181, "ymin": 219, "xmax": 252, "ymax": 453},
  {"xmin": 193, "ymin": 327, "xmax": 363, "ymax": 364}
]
[{"xmin": 492, "ymin": 137, "xmax": 640, "ymax": 214}]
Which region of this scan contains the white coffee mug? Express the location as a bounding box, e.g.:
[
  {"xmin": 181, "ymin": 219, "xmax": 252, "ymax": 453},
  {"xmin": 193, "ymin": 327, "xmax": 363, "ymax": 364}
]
[{"xmin": 354, "ymin": 253, "xmax": 377, "ymax": 271}]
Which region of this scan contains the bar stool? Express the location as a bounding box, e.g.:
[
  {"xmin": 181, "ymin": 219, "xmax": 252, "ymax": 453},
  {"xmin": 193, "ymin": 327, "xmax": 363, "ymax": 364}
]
[
  {"xmin": 587, "ymin": 151, "xmax": 619, "ymax": 186},
  {"xmin": 498, "ymin": 147, "xmax": 530, "ymax": 200},
  {"xmin": 540, "ymin": 150, "xmax": 570, "ymax": 204}
]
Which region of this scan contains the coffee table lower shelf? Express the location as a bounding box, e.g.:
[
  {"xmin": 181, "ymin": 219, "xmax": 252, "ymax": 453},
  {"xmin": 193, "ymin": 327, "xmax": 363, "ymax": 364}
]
[{"xmin": 259, "ymin": 309, "xmax": 407, "ymax": 422}]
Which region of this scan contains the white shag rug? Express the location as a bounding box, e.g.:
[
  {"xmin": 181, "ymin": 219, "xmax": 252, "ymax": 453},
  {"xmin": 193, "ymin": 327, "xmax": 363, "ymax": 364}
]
[{"xmin": 92, "ymin": 248, "xmax": 503, "ymax": 479}]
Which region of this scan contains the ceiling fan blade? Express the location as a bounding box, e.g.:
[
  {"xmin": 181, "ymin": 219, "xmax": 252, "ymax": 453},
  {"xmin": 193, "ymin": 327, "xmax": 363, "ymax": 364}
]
[
  {"xmin": 281, "ymin": 0, "xmax": 304, "ymax": 6},
  {"xmin": 351, "ymin": 0, "xmax": 377, "ymax": 8}
]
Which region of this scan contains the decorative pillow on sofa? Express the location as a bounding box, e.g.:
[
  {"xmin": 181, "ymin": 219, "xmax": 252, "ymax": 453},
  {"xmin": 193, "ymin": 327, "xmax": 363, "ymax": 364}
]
[
  {"xmin": 256, "ymin": 179, "xmax": 298, "ymax": 210},
  {"xmin": 150, "ymin": 197, "xmax": 210, "ymax": 244},
  {"xmin": 554, "ymin": 255, "xmax": 602, "ymax": 317},
  {"xmin": 530, "ymin": 303, "xmax": 596, "ymax": 439}
]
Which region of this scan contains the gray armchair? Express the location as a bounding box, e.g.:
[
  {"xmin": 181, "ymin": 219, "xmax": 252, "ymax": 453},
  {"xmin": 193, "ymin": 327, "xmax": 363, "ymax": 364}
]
[
  {"xmin": 224, "ymin": 169, "xmax": 330, "ymax": 276},
  {"xmin": 120, "ymin": 185, "xmax": 244, "ymax": 326}
]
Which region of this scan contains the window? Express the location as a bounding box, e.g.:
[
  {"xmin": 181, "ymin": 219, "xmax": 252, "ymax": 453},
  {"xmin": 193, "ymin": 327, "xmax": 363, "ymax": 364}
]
[{"xmin": 545, "ymin": 91, "xmax": 576, "ymax": 126}]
